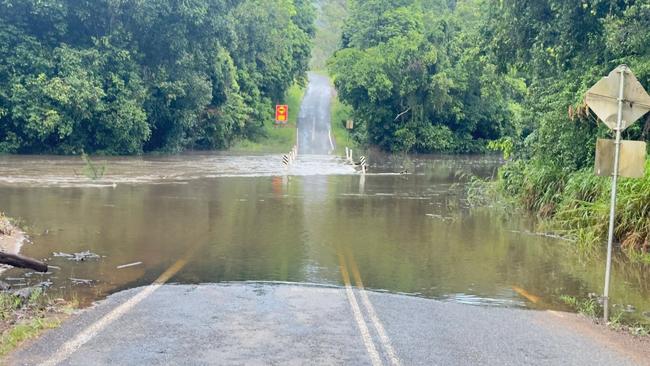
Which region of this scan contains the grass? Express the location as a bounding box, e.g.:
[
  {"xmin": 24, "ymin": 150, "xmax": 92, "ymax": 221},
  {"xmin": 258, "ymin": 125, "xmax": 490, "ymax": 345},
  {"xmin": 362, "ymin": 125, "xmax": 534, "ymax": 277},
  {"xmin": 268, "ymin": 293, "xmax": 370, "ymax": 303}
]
[
  {"xmin": 323, "ymin": 69, "xmax": 357, "ymax": 156},
  {"xmin": 330, "ymin": 90, "xmax": 355, "ymax": 156},
  {"xmin": 0, "ymin": 289, "xmax": 75, "ymax": 357},
  {"xmin": 487, "ymin": 158, "xmax": 650, "ymax": 263},
  {"xmin": 559, "ymin": 295, "xmax": 601, "ymax": 318},
  {"xmin": 0, "ymin": 213, "xmax": 13, "ymax": 237},
  {"xmin": 231, "ymin": 84, "xmax": 305, "ymax": 154},
  {"xmin": 80, "ymin": 152, "xmax": 106, "ymax": 180},
  {"xmin": 560, "ymin": 294, "xmax": 650, "ymax": 336}
]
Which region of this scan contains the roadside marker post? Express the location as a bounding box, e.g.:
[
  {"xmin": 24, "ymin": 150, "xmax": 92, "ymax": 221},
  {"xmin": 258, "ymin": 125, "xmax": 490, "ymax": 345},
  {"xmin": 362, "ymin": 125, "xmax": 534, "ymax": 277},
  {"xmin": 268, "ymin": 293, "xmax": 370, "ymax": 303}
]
[
  {"xmin": 283, "ymin": 145, "xmax": 299, "ymax": 168},
  {"xmin": 359, "ymin": 156, "xmax": 367, "ymax": 175},
  {"xmin": 585, "ymin": 65, "xmax": 650, "ymax": 322}
]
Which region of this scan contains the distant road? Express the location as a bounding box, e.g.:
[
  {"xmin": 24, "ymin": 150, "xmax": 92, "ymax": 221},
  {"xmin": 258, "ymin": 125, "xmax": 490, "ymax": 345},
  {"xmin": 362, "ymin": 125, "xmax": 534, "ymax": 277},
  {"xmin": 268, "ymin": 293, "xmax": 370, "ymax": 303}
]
[
  {"xmin": 297, "ymin": 72, "xmax": 335, "ymax": 155},
  {"xmin": 9, "ymin": 283, "xmax": 649, "ymax": 365}
]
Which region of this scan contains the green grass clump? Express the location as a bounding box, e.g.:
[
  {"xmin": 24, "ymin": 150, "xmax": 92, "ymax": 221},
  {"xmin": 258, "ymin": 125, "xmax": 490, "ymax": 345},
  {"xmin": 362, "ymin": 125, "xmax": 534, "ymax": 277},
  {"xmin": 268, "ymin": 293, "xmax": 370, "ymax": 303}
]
[
  {"xmin": 560, "ymin": 295, "xmax": 602, "ymax": 318},
  {"xmin": 231, "ymin": 84, "xmax": 305, "ymax": 153},
  {"xmin": 560, "ymin": 294, "xmax": 650, "ymax": 335},
  {"xmin": 0, "ymin": 289, "xmax": 74, "ymax": 357},
  {"xmin": 330, "ymin": 93, "xmax": 355, "ymax": 155},
  {"xmin": 0, "ymin": 213, "xmax": 13, "ymax": 236},
  {"xmin": 496, "ymin": 158, "xmax": 650, "ymax": 261},
  {"xmin": 81, "ymin": 152, "xmax": 107, "ymax": 180}
]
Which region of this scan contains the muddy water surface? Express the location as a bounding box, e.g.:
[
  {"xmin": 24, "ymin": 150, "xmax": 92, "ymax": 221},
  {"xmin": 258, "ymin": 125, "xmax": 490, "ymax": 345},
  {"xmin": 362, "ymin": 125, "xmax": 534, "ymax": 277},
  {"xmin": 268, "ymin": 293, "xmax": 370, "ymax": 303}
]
[{"xmin": 0, "ymin": 152, "xmax": 648, "ymax": 324}]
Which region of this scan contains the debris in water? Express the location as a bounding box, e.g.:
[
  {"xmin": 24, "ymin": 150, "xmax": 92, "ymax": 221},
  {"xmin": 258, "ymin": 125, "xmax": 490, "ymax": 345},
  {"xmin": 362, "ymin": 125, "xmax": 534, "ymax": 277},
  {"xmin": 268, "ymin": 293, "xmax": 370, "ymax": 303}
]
[
  {"xmin": 53, "ymin": 250, "xmax": 101, "ymax": 261},
  {"xmin": 117, "ymin": 261, "xmax": 142, "ymax": 269},
  {"xmin": 69, "ymin": 278, "xmax": 94, "ymax": 286},
  {"xmin": 426, "ymin": 214, "xmax": 454, "ymax": 222}
]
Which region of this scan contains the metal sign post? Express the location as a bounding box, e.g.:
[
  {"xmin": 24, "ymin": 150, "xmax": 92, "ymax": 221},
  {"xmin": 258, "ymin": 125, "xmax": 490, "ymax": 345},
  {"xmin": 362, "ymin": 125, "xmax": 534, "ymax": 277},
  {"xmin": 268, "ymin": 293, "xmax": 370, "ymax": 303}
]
[
  {"xmin": 585, "ymin": 65, "xmax": 650, "ymax": 322},
  {"xmin": 602, "ymin": 67, "xmax": 625, "ymax": 323}
]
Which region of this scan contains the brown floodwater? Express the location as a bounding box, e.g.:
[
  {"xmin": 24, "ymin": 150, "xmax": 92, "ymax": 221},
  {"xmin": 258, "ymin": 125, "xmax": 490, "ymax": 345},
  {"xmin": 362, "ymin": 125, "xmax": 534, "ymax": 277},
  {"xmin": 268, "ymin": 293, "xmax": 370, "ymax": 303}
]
[{"xmin": 0, "ymin": 152, "xmax": 648, "ymax": 324}]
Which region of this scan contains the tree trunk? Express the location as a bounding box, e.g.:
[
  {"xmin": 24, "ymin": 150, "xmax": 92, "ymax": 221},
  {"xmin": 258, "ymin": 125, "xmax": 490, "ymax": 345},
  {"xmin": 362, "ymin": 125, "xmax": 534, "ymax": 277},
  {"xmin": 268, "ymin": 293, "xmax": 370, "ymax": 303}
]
[{"xmin": 0, "ymin": 252, "xmax": 48, "ymax": 273}]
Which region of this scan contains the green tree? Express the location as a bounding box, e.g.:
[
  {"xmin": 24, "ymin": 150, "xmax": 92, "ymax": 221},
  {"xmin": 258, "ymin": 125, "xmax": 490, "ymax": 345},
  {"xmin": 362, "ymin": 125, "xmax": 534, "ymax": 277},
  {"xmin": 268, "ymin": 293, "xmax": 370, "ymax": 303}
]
[{"xmin": 0, "ymin": 0, "xmax": 316, "ymax": 154}]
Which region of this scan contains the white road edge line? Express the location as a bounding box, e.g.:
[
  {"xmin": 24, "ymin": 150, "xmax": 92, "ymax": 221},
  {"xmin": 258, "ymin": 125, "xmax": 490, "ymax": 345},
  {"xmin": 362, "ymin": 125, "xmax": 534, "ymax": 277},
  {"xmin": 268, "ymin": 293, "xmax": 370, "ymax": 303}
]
[
  {"xmin": 338, "ymin": 254, "xmax": 383, "ymax": 366},
  {"xmin": 40, "ymin": 258, "xmax": 188, "ymax": 366},
  {"xmin": 328, "ymin": 128, "xmax": 335, "ymax": 154}
]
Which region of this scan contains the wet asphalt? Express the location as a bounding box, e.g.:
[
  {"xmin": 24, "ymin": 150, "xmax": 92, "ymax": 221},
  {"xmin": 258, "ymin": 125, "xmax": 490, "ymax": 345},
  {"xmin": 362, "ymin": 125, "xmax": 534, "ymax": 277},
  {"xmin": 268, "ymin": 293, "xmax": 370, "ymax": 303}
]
[
  {"xmin": 8, "ymin": 283, "xmax": 646, "ymax": 365},
  {"xmin": 7, "ymin": 75, "xmax": 649, "ymax": 366},
  {"xmin": 298, "ymin": 72, "xmax": 335, "ymax": 155}
]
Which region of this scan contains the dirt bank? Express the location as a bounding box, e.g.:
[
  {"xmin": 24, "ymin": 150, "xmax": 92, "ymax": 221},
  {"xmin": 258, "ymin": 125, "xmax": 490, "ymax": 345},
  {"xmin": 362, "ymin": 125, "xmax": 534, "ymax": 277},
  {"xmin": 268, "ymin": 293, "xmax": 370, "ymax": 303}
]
[
  {"xmin": 0, "ymin": 213, "xmax": 25, "ymax": 273},
  {"xmin": 0, "ymin": 213, "xmax": 24, "ymax": 254}
]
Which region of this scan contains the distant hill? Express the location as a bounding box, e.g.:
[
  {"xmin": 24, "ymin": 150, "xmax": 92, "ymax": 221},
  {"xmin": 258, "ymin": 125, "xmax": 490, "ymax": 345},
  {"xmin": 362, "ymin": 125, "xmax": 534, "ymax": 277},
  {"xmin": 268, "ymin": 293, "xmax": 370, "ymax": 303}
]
[{"xmin": 311, "ymin": 0, "xmax": 349, "ymax": 70}]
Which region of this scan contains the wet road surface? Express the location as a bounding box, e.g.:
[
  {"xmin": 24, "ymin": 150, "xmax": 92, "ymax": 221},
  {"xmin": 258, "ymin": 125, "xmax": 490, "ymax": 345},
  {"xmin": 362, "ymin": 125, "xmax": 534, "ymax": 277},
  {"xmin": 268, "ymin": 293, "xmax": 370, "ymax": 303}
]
[
  {"xmin": 10, "ymin": 283, "xmax": 648, "ymax": 366},
  {"xmin": 298, "ymin": 72, "xmax": 334, "ymax": 155},
  {"xmin": 3, "ymin": 73, "xmax": 650, "ymax": 364}
]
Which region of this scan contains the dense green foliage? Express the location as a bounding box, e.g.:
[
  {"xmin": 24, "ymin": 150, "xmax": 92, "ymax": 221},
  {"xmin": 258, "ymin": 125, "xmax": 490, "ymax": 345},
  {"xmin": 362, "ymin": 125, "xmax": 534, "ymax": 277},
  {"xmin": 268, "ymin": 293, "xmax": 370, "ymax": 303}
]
[
  {"xmin": 0, "ymin": 0, "xmax": 315, "ymax": 154},
  {"xmin": 487, "ymin": 0, "xmax": 650, "ymax": 169},
  {"xmin": 328, "ymin": 0, "xmax": 523, "ymax": 153},
  {"xmin": 489, "ymin": 0, "xmax": 650, "ymax": 255},
  {"xmin": 332, "ymin": 0, "xmax": 650, "ymax": 255}
]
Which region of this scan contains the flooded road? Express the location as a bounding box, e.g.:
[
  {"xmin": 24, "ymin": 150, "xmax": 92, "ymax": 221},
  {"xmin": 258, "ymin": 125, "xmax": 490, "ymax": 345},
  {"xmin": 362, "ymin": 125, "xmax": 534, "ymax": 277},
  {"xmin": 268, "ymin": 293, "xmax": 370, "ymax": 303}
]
[{"xmin": 0, "ymin": 153, "xmax": 649, "ymax": 325}]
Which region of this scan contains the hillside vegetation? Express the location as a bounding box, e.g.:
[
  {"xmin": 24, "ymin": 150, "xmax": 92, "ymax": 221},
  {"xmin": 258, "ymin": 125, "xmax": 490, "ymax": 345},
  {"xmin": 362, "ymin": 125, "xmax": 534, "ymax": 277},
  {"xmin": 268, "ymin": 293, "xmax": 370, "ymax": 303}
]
[
  {"xmin": 0, "ymin": 0, "xmax": 315, "ymax": 154},
  {"xmin": 329, "ymin": 0, "xmax": 650, "ymax": 256}
]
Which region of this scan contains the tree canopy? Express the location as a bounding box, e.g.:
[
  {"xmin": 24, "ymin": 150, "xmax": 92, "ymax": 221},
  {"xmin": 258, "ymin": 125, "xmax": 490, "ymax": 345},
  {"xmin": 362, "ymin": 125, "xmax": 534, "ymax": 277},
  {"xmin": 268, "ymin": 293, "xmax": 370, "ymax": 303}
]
[
  {"xmin": 0, "ymin": 0, "xmax": 315, "ymax": 154},
  {"xmin": 329, "ymin": 0, "xmax": 650, "ymax": 159},
  {"xmin": 328, "ymin": 0, "xmax": 521, "ymax": 153}
]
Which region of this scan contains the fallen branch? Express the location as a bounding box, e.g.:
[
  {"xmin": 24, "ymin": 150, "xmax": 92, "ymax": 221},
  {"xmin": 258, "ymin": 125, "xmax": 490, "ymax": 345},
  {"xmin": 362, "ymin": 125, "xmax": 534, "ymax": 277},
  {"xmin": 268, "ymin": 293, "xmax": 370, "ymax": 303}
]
[
  {"xmin": 0, "ymin": 252, "xmax": 48, "ymax": 273},
  {"xmin": 394, "ymin": 107, "xmax": 412, "ymax": 121}
]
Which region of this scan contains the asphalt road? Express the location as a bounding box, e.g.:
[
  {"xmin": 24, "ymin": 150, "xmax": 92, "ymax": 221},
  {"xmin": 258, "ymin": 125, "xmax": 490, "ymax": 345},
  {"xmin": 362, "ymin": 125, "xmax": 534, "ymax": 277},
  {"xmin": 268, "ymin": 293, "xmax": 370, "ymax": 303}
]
[
  {"xmin": 297, "ymin": 72, "xmax": 335, "ymax": 155},
  {"xmin": 9, "ymin": 283, "xmax": 649, "ymax": 366},
  {"xmin": 7, "ymin": 74, "xmax": 650, "ymax": 366}
]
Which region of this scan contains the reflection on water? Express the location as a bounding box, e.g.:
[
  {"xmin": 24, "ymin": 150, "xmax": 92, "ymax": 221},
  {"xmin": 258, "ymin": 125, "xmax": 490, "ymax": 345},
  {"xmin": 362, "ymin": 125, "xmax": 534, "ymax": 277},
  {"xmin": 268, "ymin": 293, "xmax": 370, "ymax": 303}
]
[{"xmin": 0, "ymin": 153, "xmax": 648, "ymax": 325}]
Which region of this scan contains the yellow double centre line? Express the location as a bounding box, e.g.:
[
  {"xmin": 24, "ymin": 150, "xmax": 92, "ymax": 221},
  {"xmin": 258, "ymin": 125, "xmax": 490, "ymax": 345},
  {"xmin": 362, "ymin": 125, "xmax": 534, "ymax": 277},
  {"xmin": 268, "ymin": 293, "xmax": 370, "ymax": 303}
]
[{"xmin": 337, "ymin": 248, "xmax": 401, "ymax": 366}]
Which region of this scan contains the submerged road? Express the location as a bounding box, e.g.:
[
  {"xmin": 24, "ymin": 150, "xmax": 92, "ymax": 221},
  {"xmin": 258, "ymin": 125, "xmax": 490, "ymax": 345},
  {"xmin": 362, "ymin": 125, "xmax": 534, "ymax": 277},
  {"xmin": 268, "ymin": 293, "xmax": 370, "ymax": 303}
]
[
  {"xmin": 297, "ymin": 72, "xmax": 335, "ymax": 155},
  {"xmin": 10, "ymin": 283, "xmax": 649, "ymax": 365},
  {"xmin": 7, "ymin": 76, "xmax": 650, "ymax": 366}
]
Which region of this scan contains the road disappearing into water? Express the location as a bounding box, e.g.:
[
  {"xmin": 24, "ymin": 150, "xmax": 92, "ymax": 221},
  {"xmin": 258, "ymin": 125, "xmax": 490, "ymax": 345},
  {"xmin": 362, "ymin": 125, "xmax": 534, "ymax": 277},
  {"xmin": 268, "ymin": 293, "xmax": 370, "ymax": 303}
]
[{"xmin": 6, "ymin": 75, "xmax": 650, "ymax": 366}]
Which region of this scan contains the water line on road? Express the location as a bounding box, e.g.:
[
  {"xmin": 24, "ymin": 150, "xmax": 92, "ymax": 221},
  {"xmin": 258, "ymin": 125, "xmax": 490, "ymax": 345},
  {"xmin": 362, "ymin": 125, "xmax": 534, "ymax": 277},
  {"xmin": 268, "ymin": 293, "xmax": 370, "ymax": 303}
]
[{"xmin": 40, "ymin": 231, "xmax": 208, "ymax": 366}]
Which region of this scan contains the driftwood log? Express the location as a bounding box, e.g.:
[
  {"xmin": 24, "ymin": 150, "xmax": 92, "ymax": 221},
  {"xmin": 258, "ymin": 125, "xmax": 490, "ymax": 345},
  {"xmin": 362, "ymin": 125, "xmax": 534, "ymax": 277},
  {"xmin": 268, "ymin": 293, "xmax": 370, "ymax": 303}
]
[{"xmin": 0, "ymin": 252, "xmax": 48, "ymax": 272}]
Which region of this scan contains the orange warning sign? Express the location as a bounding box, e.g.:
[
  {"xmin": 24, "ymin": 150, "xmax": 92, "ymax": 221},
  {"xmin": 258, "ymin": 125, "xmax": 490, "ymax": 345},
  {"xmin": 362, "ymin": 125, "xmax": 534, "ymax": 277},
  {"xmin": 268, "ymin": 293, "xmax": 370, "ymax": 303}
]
[{"xmin": 275, "ymin": 105, "xmax": 288, "ymax": 124}]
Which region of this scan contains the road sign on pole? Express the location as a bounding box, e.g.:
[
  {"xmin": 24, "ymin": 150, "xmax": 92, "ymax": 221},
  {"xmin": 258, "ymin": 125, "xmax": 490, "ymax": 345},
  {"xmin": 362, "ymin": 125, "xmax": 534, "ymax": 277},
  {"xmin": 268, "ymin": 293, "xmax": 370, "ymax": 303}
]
[
  {"xmin": 595, "ymin": 139, "xmax": 646, "ymax": 178},
  {"xmin": 275, "ymin": 105, "xmax": 289, "ymax": 125},
  {"xmin": 585, "ymin": 66, "xmax": 650, "ymax": 131},
  {"xmin": 585, "ymin": 65, "xmax": 650, "ymax": 323}
]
